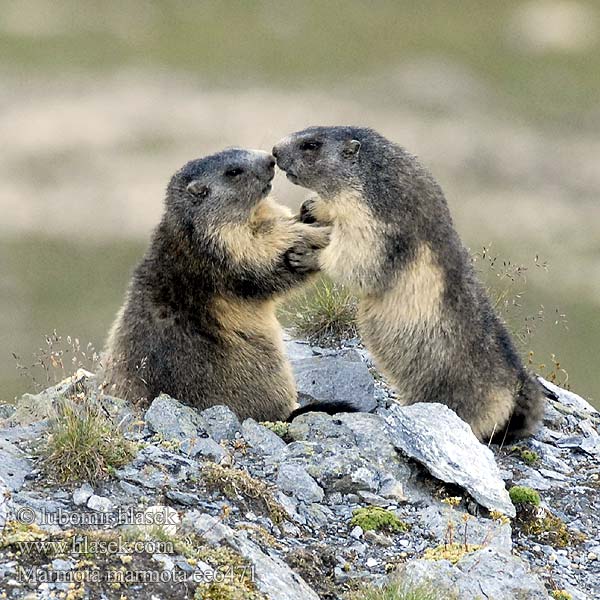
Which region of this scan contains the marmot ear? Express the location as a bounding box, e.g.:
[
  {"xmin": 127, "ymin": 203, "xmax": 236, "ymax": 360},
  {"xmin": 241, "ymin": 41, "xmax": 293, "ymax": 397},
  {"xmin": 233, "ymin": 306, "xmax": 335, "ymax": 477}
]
[
  {"xmin": 343, "ymin": 139, "xmax": 361, "ymax": 158},
  {"xmin": 186, "ymin": 180, "xmax": 209, "ymax": 198}
]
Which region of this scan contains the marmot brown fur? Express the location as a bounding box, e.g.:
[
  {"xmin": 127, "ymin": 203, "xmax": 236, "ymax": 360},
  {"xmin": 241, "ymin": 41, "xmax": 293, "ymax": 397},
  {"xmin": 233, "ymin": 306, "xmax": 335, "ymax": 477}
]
[
  {"xmin": 103, "ymin": 148, "xmax": 331, "ymax": 422},
  {"xmin": 273, "ymin": 126, "xmax": 545, "ymax": 442}
]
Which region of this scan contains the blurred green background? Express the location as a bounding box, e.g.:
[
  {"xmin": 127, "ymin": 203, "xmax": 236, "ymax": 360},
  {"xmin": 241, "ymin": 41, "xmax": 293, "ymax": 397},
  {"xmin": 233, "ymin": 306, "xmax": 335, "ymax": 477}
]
[{"xmin": 1, "ymin": 0, "xmax": 598, "ymax": 406}]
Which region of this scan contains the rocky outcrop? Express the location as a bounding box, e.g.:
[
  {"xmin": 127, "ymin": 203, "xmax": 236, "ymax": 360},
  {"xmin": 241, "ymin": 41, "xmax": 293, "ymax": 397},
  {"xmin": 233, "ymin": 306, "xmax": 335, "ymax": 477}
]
[{"xmin": 0, "ymin": 340, "xmax": 598, "ymax": 599}]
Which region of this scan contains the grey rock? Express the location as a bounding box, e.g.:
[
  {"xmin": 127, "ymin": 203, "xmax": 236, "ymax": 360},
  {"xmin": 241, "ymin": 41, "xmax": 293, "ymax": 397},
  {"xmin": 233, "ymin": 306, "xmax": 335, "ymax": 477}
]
[
  {"xmin": 357, "ymin": 491, "xmax": 390, "ymax": 507},
  {"xmin": 418, "ymin": 505, "xmax": 512, "ymax": 555},
  {"xmin": 276, "ymin": 463, "xmax": 324, "ymax": 503},
  {"xmin": 153, "ymin": 553, "xmax": 175, "ymax": 572},
  {"xmin": 242, "ymin": 419, "xmax": 287, "ymax": 455},
  {"xmin": 0, "ymin": 421, "xmax": 48, "ymax": 444},
  {"xmin": 51, "ymin": 558, "xmax": 73, "ymax": 572},
  {"xmin": 0, "ymin": 438, "xmax": 33, "ymax": 492},
  {"xmin": 539, "ymin": 377, "xmax": 598, "ymax": 416},
  {"xmin": 0, "ymin": 475, "xmax": 8, "ymax": 533},
  {"xmin": 87, "ymin": 494, "xmax": 114, "ymax": 512},
  {"xmin": 165, "ymin": 490, "xmax": 201, "ymax": 506},
  {"xmin": 191, "ymin": 513, "xmax": 320, "ymax": 600},
  {"xmin": 117, "ymin": 445, "xmax": 199, "ymax": 488},
  {"xmin": 284, "ymin": 337, "xmax": 316, "ymax": 361},
  {"xmin": 578, "ymin": 419, "xmax": 600, "ymax": 455},
  {"xmin": 119, "ymin": 481, "xmax": 144, "ymax": 497},
  {"xmin": 518, "ymin": 468, "xmax": 555, "ymax": 491},
  {"xmin": 401, "ymin": 546, "xmax": 549, "ymax": 599},
  {"xmin": 11, "ymin": 369, "xmax": 96, "ymax": 425},
  {"xmin": 144, "ymin": 394, "xmax": 206, "ymax": 442},
  {"xmin": 529, "ymin": 440, "xmax": 572, "ymax": 474},
  {"xmin": 302, "ymin": 446, "xmax": 380, "ymax": 494},
  {"xmin": 182, "ymin": 437, "xmax": 229, "ymax": 462},
  {"xmin": 385, "ymin": 403, "xmax": 515, "ymax": 517},
  {"xmin": 292, "ymin": 355, "xmax": 376, "ymax": 412},
  {"xmin": 337, "ymin": 412, "xmax": 417, "ymax": 500},
  {"xmin": 363, "ymin": 530, "xmax": 393, "ymax": 547},
  {"xmin": 200, "ymin": 405, "xmax": 241, "ymax": 442},
  {"xmin": 97, "ymin": 394, "xmax": 134, "ymax": 428},
  {"xmin": 288, "ymin": 411, "xmax": 356, "ymax": 445},
  {"xmin": 350, "ymin": 525, "xmax": 363, "ymax": 539},
  {"xmin": 72, "ymin": 483, "xmax": 94, "ymax": 506},
  {"xmin": 0, "ymin": 404, "xmax": 16, "ymax": 420}
]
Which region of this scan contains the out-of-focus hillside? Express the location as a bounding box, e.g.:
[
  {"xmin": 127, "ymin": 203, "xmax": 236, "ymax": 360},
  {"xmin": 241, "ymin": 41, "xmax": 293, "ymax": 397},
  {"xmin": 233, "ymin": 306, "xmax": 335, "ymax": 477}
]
[{"xmin": 1, "ymin": 0, "xmax": 599, "ymax": 405}]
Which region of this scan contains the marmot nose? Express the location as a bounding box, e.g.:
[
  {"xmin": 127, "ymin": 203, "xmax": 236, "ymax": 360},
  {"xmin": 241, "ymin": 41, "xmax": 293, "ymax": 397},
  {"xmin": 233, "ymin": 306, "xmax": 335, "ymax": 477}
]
[
  {"xmin": 266, "ymin": 154, "xmax": 276, "ymax": 168},
  {"xmin": 271, "ymin": 145, "xmax": 279, "ymax": 159}
]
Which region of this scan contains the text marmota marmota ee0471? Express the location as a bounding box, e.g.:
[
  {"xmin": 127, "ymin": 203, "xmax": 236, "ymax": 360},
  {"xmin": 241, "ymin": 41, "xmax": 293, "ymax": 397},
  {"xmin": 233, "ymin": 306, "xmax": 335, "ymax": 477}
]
[
  {"xmin": 103, "ymin": 148, "xmax": 330, "ymax": 422},
  {"xmin": 273, "ymin": 126, "xmax": 545, "ymax": 442}
]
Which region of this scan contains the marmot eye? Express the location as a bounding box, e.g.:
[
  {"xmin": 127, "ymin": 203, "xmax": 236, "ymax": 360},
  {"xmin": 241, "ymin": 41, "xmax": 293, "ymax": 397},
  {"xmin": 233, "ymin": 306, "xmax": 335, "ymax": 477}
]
[
  {"xmin": 300, "ymin": 140, "xmax": 322, "ymax": 151},
  {"xmin": 225, "ymin": 167, "xmax": 244, "ymax": 177}
]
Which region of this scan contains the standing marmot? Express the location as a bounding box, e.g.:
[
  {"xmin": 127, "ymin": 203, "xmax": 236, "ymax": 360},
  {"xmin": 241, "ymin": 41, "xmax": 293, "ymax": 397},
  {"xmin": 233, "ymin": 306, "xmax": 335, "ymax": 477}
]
[
  {"xmin": 273, "ymin": 126, "xmax": 545, "ymax": 441},
  {"xmin": 103, "ymin": 148, "xmax": 331, "ymax": 422}
]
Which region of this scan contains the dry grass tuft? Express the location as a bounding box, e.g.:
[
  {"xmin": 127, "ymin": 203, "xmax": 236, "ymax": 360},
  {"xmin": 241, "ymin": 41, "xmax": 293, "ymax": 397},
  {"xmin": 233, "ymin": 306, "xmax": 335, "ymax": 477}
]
[{"xmin": 281, "ymin": 277, "xmax": 358, "ymax": 347}]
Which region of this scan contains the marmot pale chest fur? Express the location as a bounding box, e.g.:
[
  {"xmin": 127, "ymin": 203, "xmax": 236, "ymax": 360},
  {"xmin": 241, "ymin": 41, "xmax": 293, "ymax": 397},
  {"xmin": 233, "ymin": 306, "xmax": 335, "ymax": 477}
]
[
  {"xmin": 103, "ymin": 148, "xmax": 330, "ymax": 422},
  {"xmin": 273, "ymin": 126, "xmax": 545, "ymax": 441}
]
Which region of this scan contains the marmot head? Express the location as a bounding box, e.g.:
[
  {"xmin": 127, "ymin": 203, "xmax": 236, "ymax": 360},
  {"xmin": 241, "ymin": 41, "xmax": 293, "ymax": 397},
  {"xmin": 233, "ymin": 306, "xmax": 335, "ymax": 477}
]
[
  {"xmin": 273, "ymin": 126, "xmax": 365, "ymax": 197},
  {"xmin": 274, "ymin": 126, "xmax": 446, "ymax": 225},
  {"xmin": 165, "ymin": 148, "xmax": 276, "ymax": 230}
]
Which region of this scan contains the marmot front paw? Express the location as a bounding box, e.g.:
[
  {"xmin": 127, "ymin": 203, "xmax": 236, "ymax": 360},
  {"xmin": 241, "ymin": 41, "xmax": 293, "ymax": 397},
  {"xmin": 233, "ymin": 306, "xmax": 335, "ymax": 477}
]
[
  {"xmin": 299, "ymin": 195, "xmax": 332, "ymax": 225},
  {"xmin": 285, "ymin": 226, "xmax": 330, "ymax": 273}
]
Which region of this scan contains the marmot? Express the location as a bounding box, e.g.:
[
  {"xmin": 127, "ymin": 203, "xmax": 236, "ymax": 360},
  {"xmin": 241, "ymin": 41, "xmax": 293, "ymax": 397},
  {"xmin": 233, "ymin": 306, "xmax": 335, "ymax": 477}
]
[
  {"xmin": 273, "ymin": 126, "xmax": 545, "ymax": 442},
  {"xmin": 103, "ymin": 148, "xmax": 332, "ymax": 422}
]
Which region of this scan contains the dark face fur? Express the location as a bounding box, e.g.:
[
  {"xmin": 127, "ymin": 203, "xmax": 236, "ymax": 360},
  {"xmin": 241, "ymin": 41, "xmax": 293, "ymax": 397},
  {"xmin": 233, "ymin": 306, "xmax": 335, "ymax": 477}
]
[
  {"xmin": 165, "ymin": 148, "xmax": 276, "ymax": 230},
  {"xmin": 272, "ymin": 126, "xmax": 363, "ymax": 197}
]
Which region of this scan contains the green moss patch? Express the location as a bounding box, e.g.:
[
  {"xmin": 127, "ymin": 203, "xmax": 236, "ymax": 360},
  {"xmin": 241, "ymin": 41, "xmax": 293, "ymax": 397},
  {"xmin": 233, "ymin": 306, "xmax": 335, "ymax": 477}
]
[
  {"xmin": 509, "ymin": 485, "xmax": 541, "ymax": 506},
  {"xmin": 350, "ymin": 507, "xmax": 409, "ymax": 534}
]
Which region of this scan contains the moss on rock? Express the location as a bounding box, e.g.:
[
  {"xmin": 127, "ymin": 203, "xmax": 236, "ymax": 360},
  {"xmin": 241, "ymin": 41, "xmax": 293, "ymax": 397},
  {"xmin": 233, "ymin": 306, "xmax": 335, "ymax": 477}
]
[
  {"xmin": 350, "ymin": 507, "xmax": 409, "ymax": 534},
  {"xmin": 509, "ymin": 485, "xmax": 541, "ymax": 506}
]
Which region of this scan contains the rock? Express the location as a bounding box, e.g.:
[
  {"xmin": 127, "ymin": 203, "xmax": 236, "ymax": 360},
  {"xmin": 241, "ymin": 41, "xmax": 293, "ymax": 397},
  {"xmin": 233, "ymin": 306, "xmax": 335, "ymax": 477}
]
[
  {"xmin": 518, "ymin": 465, "xmax": 558, "ymax": 490},
  {"xmin": 200, "ymin": 405, "xmax": 241, "ymax": 442},
  {"xmin": 87, "ymin": 494, "xmax": 114, "ymax": 512},
  {"xmin": 72, "ymin": 483, "xmax": 94, "ymax": 506},
  {"xmin": 284, "ymin": 337, "xmax": 316, "ymax": 361},
  {"xmin": 288, "ymin": 411, "xmax": 356, "ymax": 445},
  {"xmin": 144, "ymin": 394, "xmax": 206, "ymax": 441},
  {"xmin": 405, "ymin": 546, "xmax": 549, "ymax": 599},
  {"xmin": 0, "ymin": 404, "xmax": 16, "ymax": 420},
  {"xmin": 0, "ymin": 438, "xmax": 33, "ymax": 492},
  {"xmin": 337, "ymin": 412, "xmax": 417, "ymax": 501},
  {"xmin": 276, "ymin": 463, "xmax": 324, "ymax": 503},
  {"xmin": 140, "ymin": 505, "xmax": 180, "ymax": 536},
  {"xmin": 11, "ymin": 370, "xmax": 96, "ymax": 425},
  {"xmin": 0, "ymin": 475, "xmax": 8, "ymax": 534},
  {"xmin": 363, "ymin": 530, "xmax": 393, "ymax": 547},
  {"xmin": 51, "ymin": 558, "xmax": 73, "ymax": 572},
  {"xmin": 0, "ymin": 421, "xmax": 48, "ymax": 444},
  {"xmin": 385, "ymin": 403, "xmax": 515, "ymax": 517},
  {"xmin": 97, "ymin": 394, "xmax": 134, "ymax": 428},
  {"xmin": 417, "ymin": 505, "xmax": 513, "ymax": 555},
  {"xmin": 292, "ymin": 354, "xmax": 376, "ymax": 412},
  {"xmin": 191, "ymin": 513, "xmax": 320, "ymax": 600},
  {"xmin": 181, "ymin": 437, "xmax": 229, "ymax": 462},
  {"xmin": 116, "ymin": 445, "xmax": 199, "ymax": 488},
  {"xmin": 539, "ymin": 377, "xmax": 599, "ymax": 417},
  {"xmin": 242, "ymin": 419, "xmax": 287, "ymax": 456}
]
